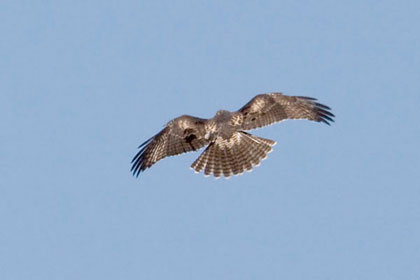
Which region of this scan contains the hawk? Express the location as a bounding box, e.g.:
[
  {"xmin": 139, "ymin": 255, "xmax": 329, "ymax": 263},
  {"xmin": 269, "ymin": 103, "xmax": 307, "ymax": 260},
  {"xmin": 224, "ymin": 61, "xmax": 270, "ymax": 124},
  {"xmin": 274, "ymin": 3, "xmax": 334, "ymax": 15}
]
[{"xmin": 131, "ymin": 92, "xmax": 334, "ymax": 178}]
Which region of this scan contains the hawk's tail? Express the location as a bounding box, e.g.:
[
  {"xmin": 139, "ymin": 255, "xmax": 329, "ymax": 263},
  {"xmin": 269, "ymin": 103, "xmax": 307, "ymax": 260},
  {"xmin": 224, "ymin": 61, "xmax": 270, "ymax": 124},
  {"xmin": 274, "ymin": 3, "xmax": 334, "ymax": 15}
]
[{"xmin": 190, "ymin": 131, "xmax": 276, "ymax": 178}]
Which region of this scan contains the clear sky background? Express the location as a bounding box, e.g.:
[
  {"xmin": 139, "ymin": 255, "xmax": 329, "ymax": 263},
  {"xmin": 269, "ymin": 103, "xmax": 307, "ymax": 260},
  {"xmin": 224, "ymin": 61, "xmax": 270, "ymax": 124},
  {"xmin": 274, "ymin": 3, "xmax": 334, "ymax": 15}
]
[{"xmin": 1, "ymin": 0, "xmax": 419, "ymax": 279}]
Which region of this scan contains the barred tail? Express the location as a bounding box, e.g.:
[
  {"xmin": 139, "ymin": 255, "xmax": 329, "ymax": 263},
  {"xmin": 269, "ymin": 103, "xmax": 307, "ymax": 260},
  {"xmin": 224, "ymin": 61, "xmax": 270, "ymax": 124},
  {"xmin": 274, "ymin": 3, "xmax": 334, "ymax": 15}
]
[{"xmin": 190, "ymin": 131, "xmax": 276, "ymax": 178}]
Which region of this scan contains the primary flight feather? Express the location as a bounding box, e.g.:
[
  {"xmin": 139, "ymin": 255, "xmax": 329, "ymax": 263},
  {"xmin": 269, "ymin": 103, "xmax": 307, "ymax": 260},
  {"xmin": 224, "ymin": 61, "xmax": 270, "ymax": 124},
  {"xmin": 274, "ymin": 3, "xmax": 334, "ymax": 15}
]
[{"xmin": 131, "ymin": 92, "xmax": 334, "ymax": 178}]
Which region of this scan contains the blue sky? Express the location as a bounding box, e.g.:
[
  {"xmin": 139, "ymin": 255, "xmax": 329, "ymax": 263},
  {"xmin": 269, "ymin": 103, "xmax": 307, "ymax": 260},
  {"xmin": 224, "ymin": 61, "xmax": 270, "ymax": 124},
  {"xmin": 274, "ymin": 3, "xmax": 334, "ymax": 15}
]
[{"xmin": 1, "ymin": 0, "xmax": 420, "ymax": 279}]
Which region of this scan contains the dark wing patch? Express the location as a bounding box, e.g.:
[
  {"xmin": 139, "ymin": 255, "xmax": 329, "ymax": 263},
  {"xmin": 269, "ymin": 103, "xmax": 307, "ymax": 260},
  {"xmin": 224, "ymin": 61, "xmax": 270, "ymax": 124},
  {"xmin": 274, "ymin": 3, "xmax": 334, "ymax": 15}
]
[
  {"xmin": 238, "ymin": 93, "xmax": 335, "ymax": 130},
  {"xmin": 131, "ymin": 115, "xmax": 209, "ymax": 177}
]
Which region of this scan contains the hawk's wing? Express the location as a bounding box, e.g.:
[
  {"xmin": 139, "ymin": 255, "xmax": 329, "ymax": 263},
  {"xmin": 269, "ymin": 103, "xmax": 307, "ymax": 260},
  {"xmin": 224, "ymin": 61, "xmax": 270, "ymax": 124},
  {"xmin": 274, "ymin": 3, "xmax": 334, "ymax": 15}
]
[
  {"xmin": 131, "ymin": 115, "xmax": 209, "ymax": 177},
  {"xmin": 238, "ymin": 93, "xmax": 334, "ymax": 130}
]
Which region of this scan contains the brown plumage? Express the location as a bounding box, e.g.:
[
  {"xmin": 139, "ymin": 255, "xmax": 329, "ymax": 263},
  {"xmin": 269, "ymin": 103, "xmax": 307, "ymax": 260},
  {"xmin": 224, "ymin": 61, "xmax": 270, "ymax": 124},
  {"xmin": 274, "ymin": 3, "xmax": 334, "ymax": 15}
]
[{"xmin": 131, "ymin": 92, "xmax": 334, "ymax": 178}]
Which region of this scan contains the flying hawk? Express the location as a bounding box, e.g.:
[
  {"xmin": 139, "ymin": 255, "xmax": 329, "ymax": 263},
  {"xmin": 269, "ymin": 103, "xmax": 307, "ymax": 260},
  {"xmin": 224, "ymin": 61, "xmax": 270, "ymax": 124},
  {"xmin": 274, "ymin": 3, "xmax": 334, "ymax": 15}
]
[{"xmin": 131, "ymin": 92, "xmax": 334, "ymax": 178}]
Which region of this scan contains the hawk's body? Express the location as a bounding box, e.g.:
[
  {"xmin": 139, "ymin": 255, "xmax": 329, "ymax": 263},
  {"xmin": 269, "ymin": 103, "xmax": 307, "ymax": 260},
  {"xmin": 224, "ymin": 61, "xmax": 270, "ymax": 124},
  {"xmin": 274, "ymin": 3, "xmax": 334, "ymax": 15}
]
[{"xmin": 131, "ymin": 93, "xmax": 334, "ymax": 178}]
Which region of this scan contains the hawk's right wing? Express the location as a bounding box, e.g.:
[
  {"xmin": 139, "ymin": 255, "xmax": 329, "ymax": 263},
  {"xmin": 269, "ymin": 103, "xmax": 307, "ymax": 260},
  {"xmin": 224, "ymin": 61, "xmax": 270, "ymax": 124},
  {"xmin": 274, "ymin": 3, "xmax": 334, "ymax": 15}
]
[{"xmin": 131, "ymin": 115, "xmax": 209, "ymax": 177}]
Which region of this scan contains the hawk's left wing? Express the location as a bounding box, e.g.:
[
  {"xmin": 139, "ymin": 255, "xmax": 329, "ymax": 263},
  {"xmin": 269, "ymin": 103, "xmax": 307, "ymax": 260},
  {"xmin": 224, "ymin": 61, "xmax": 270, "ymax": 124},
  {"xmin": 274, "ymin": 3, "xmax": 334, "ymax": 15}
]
[
  {"xmin": 131, "ymin": 115, "xmax": 209, "ymax": 177},
  {"xmin": 237, "ymin": 93, "xmax": 334, "ymax": 130}
]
